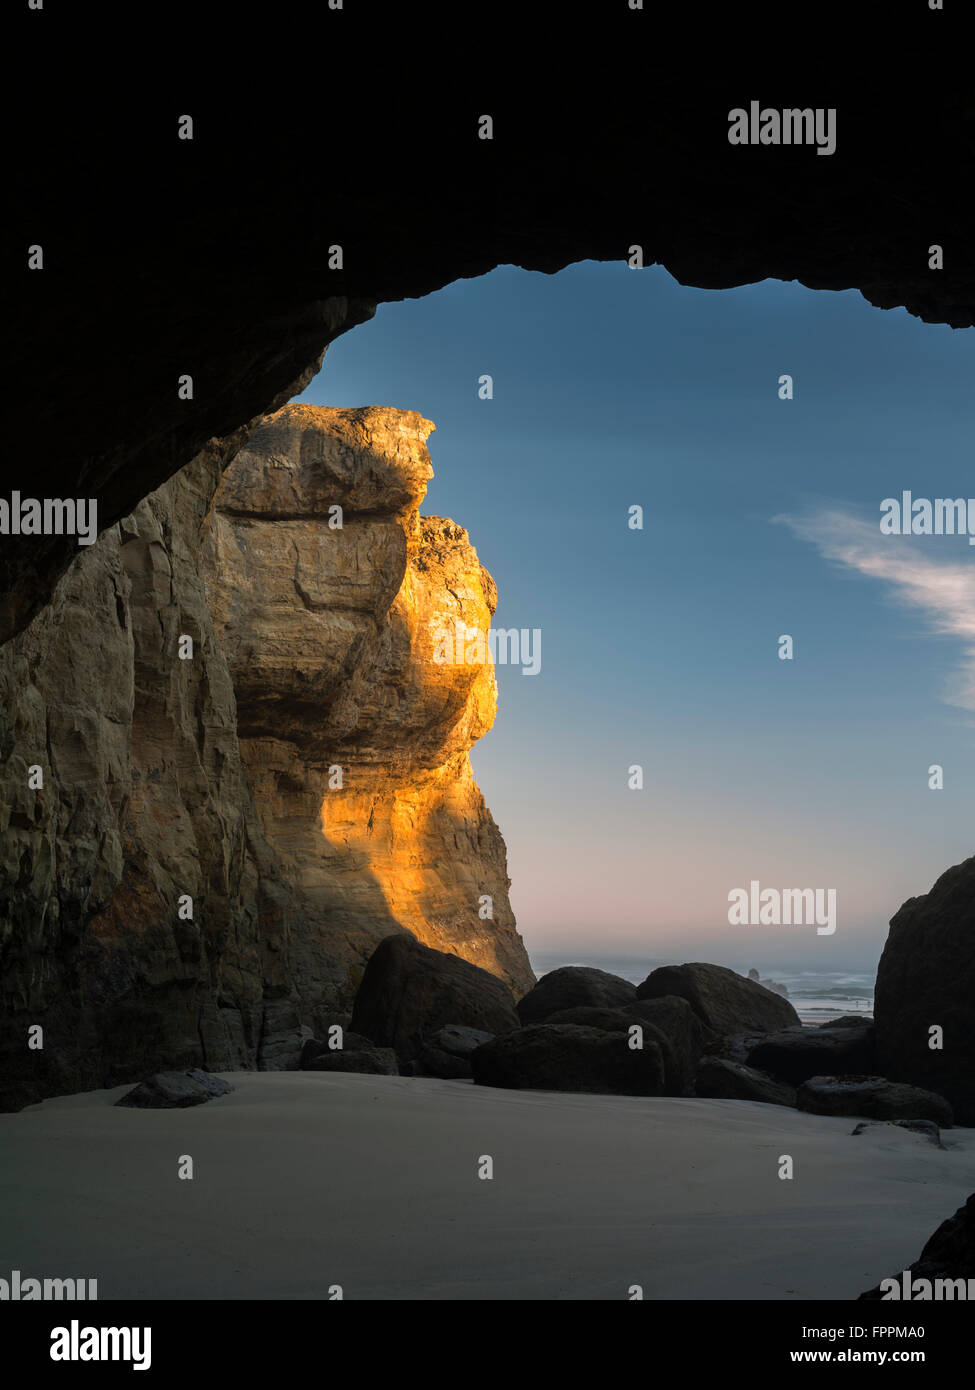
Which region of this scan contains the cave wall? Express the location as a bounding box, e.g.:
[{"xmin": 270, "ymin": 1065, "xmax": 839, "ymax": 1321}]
[
  {"xmin": 9, "ymin": 25, "xmax": 975, "ymax": 645},
  {"xmin": 0, "ymin": 404, "xmax": 532, "ymax": 1110},
  {"xmin": 0, "ymin": 448, "xmax": 275, "ymax": 1110}
]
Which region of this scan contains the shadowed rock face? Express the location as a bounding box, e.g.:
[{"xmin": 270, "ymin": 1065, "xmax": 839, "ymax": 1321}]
[
  {"xmin": 471, "ymin": 1023, "xmax": 666, "ymax": 1096},
  {"xmin": 0, "ymin": 405, "xmax": 533, "ymax": 1110},
  {"xmin": 747, "ymin": 1023, "xmax": 875, "ymax": 1085},
  {"xmin": 874, "ymin": 857, "xmax": 975, "ymax": 1125},
  {"xmin": 0, "ymin": 450, "xmax": 278, "ymax": 1110}
]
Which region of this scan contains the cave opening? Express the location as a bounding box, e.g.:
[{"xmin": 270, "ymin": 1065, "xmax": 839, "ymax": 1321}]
[{"xmin": 290, "ymin": 259, "xmax": 975, "ymax": 1020}]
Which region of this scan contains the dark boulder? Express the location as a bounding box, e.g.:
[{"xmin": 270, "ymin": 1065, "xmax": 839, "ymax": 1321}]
[
  {"xmin": 636, "ymin": 962, "xmax": 801, "ymax": 1035},
  {"xmin": 417, "ymin": 1025, "xmax": 495, "ymax": 1079},
  {"xmin": 544, "ymin": 996, "xmax": 712, "ymax": 1095},
  {"xmin": 851, "ymin": 1119, "xmax": 944, "ymax": 1148},
  {"xmin": 874, "ymin": 855, "xmax": 975, "ymax": 1125},
  {"xmin": 797, "ymin": 1075, "xmax": 953, "ymax": 1127},
  {"xmin": 821, "ymin": 1015, "xmax": 874, "ymax": 1029},
  {"xmin": 183, "ymin": 1068, "xmax": 234, "ymax": 1097},
  {"xmin": 350, "ymin": 934, "xmax": 519, "ymax": 1063},
  {"xmin": 746, "ymin": 1022, "xmax": 875, "ymax": 1084},
  {"xmin": 541, "ymin": 1006, "xmax": 680, "ymax": 1092},
  {"xmin": 515, "ymin": 967, "xmax": 636, "ymax": 1025},
  {"xmin": 627, "ymin": 996, "xmax": 716, "ymax": 1096},
  {"xmin": 470, "ymin": 1024, "xmax": 665, "ymax": 1096},
  {"xmin": 116, "ymin": 1069, "xmax": 234, "ymax": 1109},
  {"xmin": 695, "ymin": 1057, "xmax": 797, "ymax": 1108},
  {"xmin": 860, "ymin": 1193, "xmax": 975, "ymax": 1298}
]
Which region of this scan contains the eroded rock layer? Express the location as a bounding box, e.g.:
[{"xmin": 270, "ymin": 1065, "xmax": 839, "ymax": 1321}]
[
  {"xmin": 0, "ymin": 405, "xmax": 532, "ymax": 1109},
  {"xmin": 204, "ymin": 405, "xmax": 533, "ymax": 1030}
]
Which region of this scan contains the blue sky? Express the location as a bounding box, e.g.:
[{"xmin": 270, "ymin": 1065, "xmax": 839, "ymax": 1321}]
[{"xmin": 295, "ymin": 262, "xmax": 975, "ymax": 976}]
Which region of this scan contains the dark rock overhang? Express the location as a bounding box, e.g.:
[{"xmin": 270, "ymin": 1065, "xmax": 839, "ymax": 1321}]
[{"xmin": 6, "ymin": 2, "xmax": 973, "ymax": 643}]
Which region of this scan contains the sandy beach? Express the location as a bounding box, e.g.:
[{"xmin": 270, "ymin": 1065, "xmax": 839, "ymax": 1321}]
[{"xmin": 2, "ymin": 1073, "xmax": 971, "ymax": 1301}]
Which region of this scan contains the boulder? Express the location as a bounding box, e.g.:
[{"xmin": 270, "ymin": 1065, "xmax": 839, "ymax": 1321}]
[
  {"xmin": 746, "ymin": 1021, "xmax": 875, "ymax": 1084},
  {"xmin": 627, "ymin": 996, "xmax": 716, "ymax": 1096},
  {"xmin": 350, "ymin": 934, "xmax": 519, "ymax": 1063},
  {"xmin": 851, "ymin": 1119, "xmax": 944, "ymax": 1148},
  {"xmin": 695, "ymin": 1057, "xmax": 797, "ymax": 1108},
  {"xmin": 543, "ymin": 996, "xmax": 711, "ymax": 1095},
  {"xmin": 874, "ymin": 855, "xmax": 975, "ymax": 1125},
  {"xmin": 797, "ymin": 1075, "xmax": 953, "ymax": 1127},
  {"xmin": 515, "ymin": 967, "xmax": 636, "ymax": 1025},
  {"xmin": 470, "ymin": 1024, "xmax": 666, "ymax": 1096},
  {"xmin": 541, "ymin": 1007, "xmax": 679, "ymax": 1091},
  {"xmin": 636, "ymin": 962, "xmax": 801, "ymax": 1035},
  {"xmin": 821, "ymin": 1015, "xmax": 874, "ymax": 1029},
  {"xmin": 860, "ymin": 1193, "xmax": 975, "ymax": 1298},
  {"xmin": 116, "ymin": 1069, "xmax": 234, "ymax": 1109},
  {"xmin": 417, "ymin": 1025, "xmax": 495, "ymax": 1079}
]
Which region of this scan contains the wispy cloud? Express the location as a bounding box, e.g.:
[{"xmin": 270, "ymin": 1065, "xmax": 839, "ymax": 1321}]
[{"xmin": 774, "ymin": 506, "xmax": 975, "ymax": 709}]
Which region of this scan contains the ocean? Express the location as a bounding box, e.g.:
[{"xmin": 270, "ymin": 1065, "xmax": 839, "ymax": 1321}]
[{"xmin": 528, "ymin": 952, "xmax": 875, "ymax": 1025}]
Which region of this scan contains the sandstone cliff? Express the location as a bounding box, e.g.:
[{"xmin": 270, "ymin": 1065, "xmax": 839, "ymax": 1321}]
[
  {"xmin": 0, "ymin": 405, "xmax": 533, "ymax": 1109},
  {"xmin": 204, "ymin": 405, "xmax": 532, "ymax": 1034}
]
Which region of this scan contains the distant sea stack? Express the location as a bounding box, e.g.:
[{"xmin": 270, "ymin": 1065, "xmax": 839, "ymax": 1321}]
[{"xmin": 0, "ymin": 405, "xmax": 533, "ymax": 1110}]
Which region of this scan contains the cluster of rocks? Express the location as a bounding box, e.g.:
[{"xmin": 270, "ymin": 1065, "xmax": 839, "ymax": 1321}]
[
  {"xmin": 276, "ymin": 938, "xmax": 956, "ymax": 1134},
  {"xmin": 117, "ymin": 939, "xmax": 957, "ymax": 1144}
]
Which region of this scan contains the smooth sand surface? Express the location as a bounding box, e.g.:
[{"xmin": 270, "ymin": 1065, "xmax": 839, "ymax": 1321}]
[{"xmin": 1, "ymin": 1072, "xmax": 972, "ymax": 1300}]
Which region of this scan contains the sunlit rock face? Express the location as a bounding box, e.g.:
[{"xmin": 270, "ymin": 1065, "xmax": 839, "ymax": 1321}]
[
  {"xmin": 204, "ymin": 406, "xmax": 533, "ymax": 1032},
  {"xmin": 0, "ymin": 405, "xmax": 532, "ymax": 1110}
]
